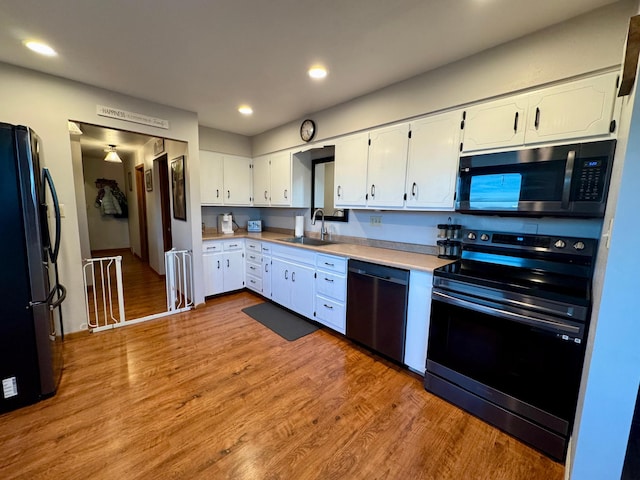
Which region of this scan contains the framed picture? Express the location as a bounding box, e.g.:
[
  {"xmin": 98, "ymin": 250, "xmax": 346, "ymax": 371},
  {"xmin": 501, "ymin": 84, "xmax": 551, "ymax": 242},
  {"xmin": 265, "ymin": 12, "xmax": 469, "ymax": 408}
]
[
  {"xmin": 127, "ymin": 171, "xmax": 133, "ymax": 192},
  {"xmin": 145, "ymin": 169, "xmax": 153, "ymax": 191},
  {"xmin": 171, "ymin": 156, "xmax": 187, "ymax": 221},
  {"xmin": 153, "ymin": 137, "xmax": 165, "ymax": 156}
]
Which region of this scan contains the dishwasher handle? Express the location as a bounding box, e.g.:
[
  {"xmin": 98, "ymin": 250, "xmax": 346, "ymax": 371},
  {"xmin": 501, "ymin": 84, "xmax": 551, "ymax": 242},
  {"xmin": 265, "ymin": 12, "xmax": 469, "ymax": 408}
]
[{"xmin": 348, "ymin": 268, "xmax": 408, "ymax": 286}]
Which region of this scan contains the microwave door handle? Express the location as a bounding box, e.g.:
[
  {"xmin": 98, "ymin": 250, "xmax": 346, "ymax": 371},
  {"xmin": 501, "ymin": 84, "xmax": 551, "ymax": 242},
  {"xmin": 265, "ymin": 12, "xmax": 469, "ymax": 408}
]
[
  {"xmin": 561, "ymin": 150, "xmax": 576, "ymax": 210},
  {"xmin": 432, "ymin": 290, "xmax": 582, "ymax": 338}
]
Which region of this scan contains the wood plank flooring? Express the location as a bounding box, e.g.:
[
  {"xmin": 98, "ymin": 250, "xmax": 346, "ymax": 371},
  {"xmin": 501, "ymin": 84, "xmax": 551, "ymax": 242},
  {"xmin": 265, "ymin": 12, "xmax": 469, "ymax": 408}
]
[{"xmin": 0, "ymin": 291, "xmax": 564, "ymax": 479}]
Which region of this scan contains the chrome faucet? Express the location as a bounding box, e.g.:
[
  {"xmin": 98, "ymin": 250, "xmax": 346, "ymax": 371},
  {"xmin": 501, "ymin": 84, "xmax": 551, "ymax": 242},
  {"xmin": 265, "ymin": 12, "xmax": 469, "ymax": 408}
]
[{"xmin": 311, "ymin": 208, "xmax": 327, "ymax": 240}]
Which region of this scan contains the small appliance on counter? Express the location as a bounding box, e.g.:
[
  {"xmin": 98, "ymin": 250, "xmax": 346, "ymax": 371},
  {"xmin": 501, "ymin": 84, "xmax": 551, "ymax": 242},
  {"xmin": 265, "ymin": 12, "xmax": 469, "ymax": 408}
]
[
  {"xmin": 436, "ymin": 218, "xmax": 462, "ymax": 259},
  {"xmin": 217, "ymin": 213, "xmax": 234, "ymax": 234},
  {"xmin": 247, "ymin": 220, "xmax": 262, "ymax": 232}
]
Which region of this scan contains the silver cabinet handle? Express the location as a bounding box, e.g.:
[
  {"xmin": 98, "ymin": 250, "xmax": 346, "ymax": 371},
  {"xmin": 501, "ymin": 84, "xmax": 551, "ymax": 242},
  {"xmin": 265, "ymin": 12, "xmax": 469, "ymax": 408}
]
[
  {"xmin": 227, "ymin": 190, "xmax": 231, "ymax": 199},
  {"xmin": 291, "ymin": 271, "xmax": 296, "ymax": 282},
  {"xmin": 371, "ymin": 184, "xmax": 376, "ymax": 198},
  {"xmin": 250, "ymin": 265, "xmax": 256, "ymax": 270},
  {"xmin": 284, "ymin": 189, "xmax": 288, "ymax": 200},
  {"xmin": 284, "ymin": 269, "xmax": 288, "ymax": 280},
  {"xmin": 265, "ymin": 263, "xmax": 269, "ymax": 273},
  {"xmin": 337, "ymin": 185, "xmax": 342, "ymax": 198},
  {"xmin": 323, "ymin": 304, "xmax": 333, "ymax": 310},
  {"xmin": 216, "ymin": 189, "xmax": 220, "ymax": 198},
  {"xmin": 217, "ymin": 260, "xmax": 220, "ymax": 269},
  {"xmin": 324, "ymin": 277, "xmax": 334, "ymax": 283},
  {"xmin": 534, "ymin": 107, "xmax": 541, "ymax": 129},
  {"xmin": 411, "ymin": 182, "xmax": 417, "ymax": 197},
  {"xmin": 264, "ymin": 190, "xmax": 268, "ymax": 200}
]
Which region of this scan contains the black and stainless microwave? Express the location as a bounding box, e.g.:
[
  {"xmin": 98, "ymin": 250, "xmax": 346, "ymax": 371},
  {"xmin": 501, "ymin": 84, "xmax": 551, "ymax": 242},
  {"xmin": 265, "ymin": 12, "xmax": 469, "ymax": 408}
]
[{"xmin": 455, "ymin": 139, "xmax": 616, "ymax": 217}]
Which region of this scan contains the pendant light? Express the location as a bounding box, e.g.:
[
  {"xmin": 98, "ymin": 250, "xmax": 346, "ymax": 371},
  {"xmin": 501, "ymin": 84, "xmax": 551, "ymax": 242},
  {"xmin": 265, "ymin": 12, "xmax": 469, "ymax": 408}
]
[{"xmin": 104, "ymin": 144, "xmax": 122, "ymax": 163}]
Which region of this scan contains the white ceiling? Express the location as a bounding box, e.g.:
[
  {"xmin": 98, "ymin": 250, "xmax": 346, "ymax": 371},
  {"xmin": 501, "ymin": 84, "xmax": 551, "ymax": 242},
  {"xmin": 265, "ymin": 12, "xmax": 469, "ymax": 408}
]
[{"xmin": 0, "ymin": 0, "xmax": 620, "ymax": 138}]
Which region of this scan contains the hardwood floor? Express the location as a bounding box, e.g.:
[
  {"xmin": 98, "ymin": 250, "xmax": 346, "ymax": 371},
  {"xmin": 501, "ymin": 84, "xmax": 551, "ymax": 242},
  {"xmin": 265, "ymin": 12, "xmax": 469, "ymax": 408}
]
[{"xmin": 0, "ymin": 291, "xmax": 564, "ymax": 479}]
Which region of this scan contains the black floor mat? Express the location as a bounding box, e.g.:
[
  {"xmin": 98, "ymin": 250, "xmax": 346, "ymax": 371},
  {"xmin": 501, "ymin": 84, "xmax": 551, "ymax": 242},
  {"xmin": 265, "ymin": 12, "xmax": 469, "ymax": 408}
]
[{"xmin": 242, "ymin": 302, "xmax": 318, "ymax": 341}]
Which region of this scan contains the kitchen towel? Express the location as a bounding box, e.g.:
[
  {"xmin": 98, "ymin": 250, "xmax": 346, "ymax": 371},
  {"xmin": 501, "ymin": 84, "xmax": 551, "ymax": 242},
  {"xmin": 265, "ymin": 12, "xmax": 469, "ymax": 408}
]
[{"xmin": 294, "ymin": 215, "xmax": 304, "ymax": 237}]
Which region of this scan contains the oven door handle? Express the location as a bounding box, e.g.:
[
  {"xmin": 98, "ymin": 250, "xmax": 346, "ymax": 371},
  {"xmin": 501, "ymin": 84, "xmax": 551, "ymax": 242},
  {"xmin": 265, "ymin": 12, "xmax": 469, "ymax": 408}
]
[{"xmin": 432, "ymin": 290, "xmax": 582, "ymax": 338}]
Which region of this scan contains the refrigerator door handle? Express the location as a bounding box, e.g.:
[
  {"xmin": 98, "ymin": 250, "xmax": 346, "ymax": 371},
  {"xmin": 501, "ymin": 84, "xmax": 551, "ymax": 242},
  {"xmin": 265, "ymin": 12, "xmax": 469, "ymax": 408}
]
[{"xmin": 42, "ymin": 168, "xmax": 61, "ymax": 263}]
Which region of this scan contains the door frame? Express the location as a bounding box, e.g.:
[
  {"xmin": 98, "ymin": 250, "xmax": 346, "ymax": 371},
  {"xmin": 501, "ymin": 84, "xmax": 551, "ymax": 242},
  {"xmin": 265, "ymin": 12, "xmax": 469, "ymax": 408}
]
[{"xmin": 156, "ymin": 154, "xmax": 172, "ymax": 253}]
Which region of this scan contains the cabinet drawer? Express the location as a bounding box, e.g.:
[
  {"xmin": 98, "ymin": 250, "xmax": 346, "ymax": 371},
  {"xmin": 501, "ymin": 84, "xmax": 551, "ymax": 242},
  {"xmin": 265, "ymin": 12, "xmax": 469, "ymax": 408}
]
[
  {"xmin": 315, "ymin": 271, "xmax": 346, "ymax": 302},
  {"xmin": 246, "ymin": 262, "xmax": 262, "ymax": 278},
  {"xmin": 246, "ymin": 274, "xmax": 262, "ymax": 293},
  {"xmin": 316, "ymin": 254, "xmax": 347, "ymax": 274},
  {"xmin": 261, "ymin": 242, "xmax": 272, "ymax": 254},
  {"xmin": 315, "ymin": 295, "xmax": 346, "ymax": 334},
  {"xmin": 223, "ymin": 240, "xmax": 244, "ymax": 251},
  {"xmin": 246, "ymin": 252, "xmax": 262, "ymax": 265},
  {"xmin": 202, "ymin": 241, "xmax": 222, "ymax": 253},
  {"xmin": 246, "ymin": 239, "xmax": 261, "ymax": 252}
]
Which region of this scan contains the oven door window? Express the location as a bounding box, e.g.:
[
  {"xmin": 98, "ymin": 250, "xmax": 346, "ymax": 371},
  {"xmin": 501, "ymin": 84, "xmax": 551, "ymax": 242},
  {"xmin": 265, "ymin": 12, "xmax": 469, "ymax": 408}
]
[{"xmin": 428, "ymin": 299, "xmax": 585, "ymax": 421}]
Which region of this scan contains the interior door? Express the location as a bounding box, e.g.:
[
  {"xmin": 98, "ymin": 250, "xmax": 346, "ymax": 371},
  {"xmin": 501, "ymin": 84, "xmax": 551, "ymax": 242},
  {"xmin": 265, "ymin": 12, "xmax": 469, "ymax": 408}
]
[
  {"xmin": 156, "ymin": 154, "xmax": 172, "ymax": 253},
  {"xmin": 135, "ymin": 165, "xmax": 149, "ymax": 262}
]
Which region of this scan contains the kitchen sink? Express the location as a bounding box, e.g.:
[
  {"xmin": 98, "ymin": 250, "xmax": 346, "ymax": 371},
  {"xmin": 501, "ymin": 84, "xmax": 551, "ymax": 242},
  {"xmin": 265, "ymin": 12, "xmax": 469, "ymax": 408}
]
[{"xmin": 278, "ymin": 237, "xmax": 336, "ymax": 246}]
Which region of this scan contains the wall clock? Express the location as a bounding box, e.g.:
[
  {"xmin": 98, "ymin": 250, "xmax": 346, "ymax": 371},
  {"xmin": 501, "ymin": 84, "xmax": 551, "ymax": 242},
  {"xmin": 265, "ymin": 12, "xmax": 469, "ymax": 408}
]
[{"xmin": 300, "ymin": 119, "xmax": 316, "ymax": 142}]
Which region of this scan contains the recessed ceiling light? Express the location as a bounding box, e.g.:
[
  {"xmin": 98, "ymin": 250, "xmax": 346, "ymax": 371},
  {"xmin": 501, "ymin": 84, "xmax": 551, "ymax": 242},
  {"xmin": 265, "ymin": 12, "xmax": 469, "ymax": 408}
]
[
  {"xmin": 24, "ymin": 41, "xmax": 57, "ymax": 57},
  {"xmin": 308, "ymin": 67, "xmax": 327, "ymax": 79},
  {"xmin": 238, "ymin": 105, "xmax": 253, "ymax": 115}
]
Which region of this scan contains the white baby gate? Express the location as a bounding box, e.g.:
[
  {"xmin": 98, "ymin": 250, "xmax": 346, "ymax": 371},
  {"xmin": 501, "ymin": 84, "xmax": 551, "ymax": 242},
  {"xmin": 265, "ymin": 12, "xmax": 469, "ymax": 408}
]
[{"xmin": 83, "ymin": 249, "xmax": 193, "ymax": 332}]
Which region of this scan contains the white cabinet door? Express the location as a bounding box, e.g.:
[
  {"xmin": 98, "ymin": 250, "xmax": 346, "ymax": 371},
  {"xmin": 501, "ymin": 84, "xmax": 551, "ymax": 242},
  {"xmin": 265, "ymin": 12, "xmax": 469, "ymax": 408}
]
[
  {"xmin": 203, "ymin": 253, "xmax": 224, "ymax": 296},
  {"xmin": 200, "ymin": 151, "xmax": 223, "ymax": 205},
  {"xmin": 404, "ymin": 270, "xmax": 433, "ymax": 374},
  {"xmin": 462, "ymin": 94, "xmax": 528, "ymax": 152},
  {"xmin": 271, "ymin": 258, "xmax": 292, "ymax": 308},
  {"xmin": 252, "ymin": 155, "xmax": 270, "ymax": 206},
  {"xmin": 405, "ymin": 111, "xmax": 462, "ymax": 210},
  {"xmin": 525, "ymin": 72, "xmax": 618, "ymax": 145},
  {"xmin": 223, "ymin": 250, "xmax": 245, "ymax": 291},
  {"xmin": 367, "ymin": 123, "xmax": 409, "ymax": 208},
  {"xmin": 269, "ymin": 151, "xmax": 292, "ymax": 206},
  {"xmin": 289, "ymin": 263, "xmax": 315, "ymax": 319},
  {"xmin": 334, "ymin": 132, "xmax": 369, "ymax": 207},
  {"xmin": 223, "ymin": 155, "xmax": 252, "ymax": 205}
]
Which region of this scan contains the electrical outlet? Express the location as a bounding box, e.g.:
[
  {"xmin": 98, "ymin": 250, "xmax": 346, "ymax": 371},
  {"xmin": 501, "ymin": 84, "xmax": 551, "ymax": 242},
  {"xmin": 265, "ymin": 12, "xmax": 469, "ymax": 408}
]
[{"xmin": 370, "ymin": 215, "xmax": 382, "ymax": 226}]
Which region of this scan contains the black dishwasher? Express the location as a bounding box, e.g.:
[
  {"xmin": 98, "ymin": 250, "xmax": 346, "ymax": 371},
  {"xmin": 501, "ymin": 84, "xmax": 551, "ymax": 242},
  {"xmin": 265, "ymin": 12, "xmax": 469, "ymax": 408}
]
[{"xmin": 346, "ymin": 260, "xmax": 409, "ymax": 363}]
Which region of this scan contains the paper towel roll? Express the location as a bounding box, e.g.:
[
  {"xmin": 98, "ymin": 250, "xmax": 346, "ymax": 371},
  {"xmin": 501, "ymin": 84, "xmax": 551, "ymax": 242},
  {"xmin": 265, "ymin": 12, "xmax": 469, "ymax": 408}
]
[{"xmin": 294, "ymin": 215, "xmax": 304, "ymax": 237}]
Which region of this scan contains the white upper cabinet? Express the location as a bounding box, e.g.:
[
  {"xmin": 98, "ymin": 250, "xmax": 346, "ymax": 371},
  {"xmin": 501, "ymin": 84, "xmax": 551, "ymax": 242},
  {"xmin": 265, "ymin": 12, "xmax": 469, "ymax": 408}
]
[
  {"xmin": 461, "ymin": 94, "xmax": 528, "ymax": 153},
  {"xmin": 524, "ymin": 72, "xmax": 618, "ymax": 145},
  {"xmin": 252, "ymin": 155, "xmax": 270, "ymax": 206},
  {"xmin": 366, "ymin": 123, "xmax": 409, "ymax": 208},
  {"xmin": 251, "ymin": 150, "xmax": 309, "ymax": 207},
  {"xmin": 200, "ymin": 151, "xmax": 252, "ymax": 206},
  {"xmin": 269, "ymin": 151, "xmax": 292, "ymax": 206},
  {"xmin": 462, "ymin": 72, "xmax": 619, "ymax": 153},
  {"xmin": 223, "ymin": 155, "xmax": 252, "ymax": 205},
  {"xmin": 200, "ymin": 151, "xmax": 224, "ymax": 205},
  {"xmin": 334, "ymin": 132, "xmax": 369, "ymax": 207},
  {"xmin": 405, "ymin": 111, "xmax": 463, "ymax": 210}
]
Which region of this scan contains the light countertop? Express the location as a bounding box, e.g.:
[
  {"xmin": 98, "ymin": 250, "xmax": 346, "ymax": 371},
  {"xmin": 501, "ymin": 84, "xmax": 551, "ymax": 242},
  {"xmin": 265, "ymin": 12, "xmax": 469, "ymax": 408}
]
[{"xmin": 202, "ymin": 230, "xmax": 453, "ymax": 273}]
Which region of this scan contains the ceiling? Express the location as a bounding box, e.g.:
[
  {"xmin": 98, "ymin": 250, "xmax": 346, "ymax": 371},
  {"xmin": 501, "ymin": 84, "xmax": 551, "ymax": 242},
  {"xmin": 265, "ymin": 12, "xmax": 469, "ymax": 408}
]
[
  {"xmin": 72, "ymin": 123, "xmax": 153, "ymax": 160},
  {"xmin": 0, "ymin": 0, "xmax": 620, "ymax": 137}
]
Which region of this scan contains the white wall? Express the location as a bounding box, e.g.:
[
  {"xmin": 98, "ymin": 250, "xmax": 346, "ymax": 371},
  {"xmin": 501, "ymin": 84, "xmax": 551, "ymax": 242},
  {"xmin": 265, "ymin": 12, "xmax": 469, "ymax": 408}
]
[
  {"xmin": 198, "ymin": 126, "xmax": 251, "ymax": 156},
  {"xmin": 0, "ymin": 61, "xmax": 202, "ymax": 333},
  {"xmin": 70, "ymin": 138, "xmax": 91, "ymax": 262},
  {"xmin": 82, "ymin": 153, "xmax": 130, "ymax": 251}
]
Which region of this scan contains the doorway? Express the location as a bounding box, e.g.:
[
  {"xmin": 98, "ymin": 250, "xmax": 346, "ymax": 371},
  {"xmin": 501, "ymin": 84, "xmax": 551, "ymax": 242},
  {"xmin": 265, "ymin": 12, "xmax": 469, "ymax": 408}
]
[{"xmin": 69, "ymin": 121, "xmax": 187, "ymax": 325}]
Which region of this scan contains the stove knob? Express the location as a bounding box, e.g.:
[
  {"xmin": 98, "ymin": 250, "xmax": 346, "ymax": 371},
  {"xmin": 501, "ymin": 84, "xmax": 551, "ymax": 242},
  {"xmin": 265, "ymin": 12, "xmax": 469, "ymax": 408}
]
[
  {"xmin": 467, "ymin": 232, "xmax": 477, "ymax": 240},
  {"xmin": 573, "ymin": 241, "xmax": 585, "ymax": 251},
  {"xmin": 554, "ymin": 239, "xmax": 566, "ymax": 249},
  {"xmin": 480, "ymin": 233, "xmax": 490, "ymax": 241}
]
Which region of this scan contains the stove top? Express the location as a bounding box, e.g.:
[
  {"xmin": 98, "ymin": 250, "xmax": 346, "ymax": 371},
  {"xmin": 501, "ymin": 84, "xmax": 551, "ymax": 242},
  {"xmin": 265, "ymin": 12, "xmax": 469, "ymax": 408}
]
[{"xmin": 434, "ymin": 230, "xmax": 597, "ymax": 309}]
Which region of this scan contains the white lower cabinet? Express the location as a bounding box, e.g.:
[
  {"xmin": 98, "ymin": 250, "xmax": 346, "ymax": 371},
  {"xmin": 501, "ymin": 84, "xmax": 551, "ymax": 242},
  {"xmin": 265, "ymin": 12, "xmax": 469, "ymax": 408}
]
[
  {"xmin": 202, "ymin": 239, "xmax": 245, "ymax": 296},
  {"xmin": 404, "ymin": 270, "xmax": 433, "ymax": 374},
  {"xmin": 271, "ymin": 245, "xmax": 315, "ymax": 319},
  {"xmin": 314, "ymin": 254, "xmax": 347, "ymax": 334},
  {"xmin": 245, "ymin": 239, "xmax": 263, "ymax": 294},
  {"xmin": 261, "ymin": 242, "xmax": 272, "ymax": 299}
]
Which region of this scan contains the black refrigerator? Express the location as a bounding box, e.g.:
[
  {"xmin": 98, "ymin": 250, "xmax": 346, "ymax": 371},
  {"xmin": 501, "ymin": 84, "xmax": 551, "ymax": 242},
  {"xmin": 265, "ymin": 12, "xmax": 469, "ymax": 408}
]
[{"xmin": 0, "ymin": 122, "xmax": 65, "ymax": 413}]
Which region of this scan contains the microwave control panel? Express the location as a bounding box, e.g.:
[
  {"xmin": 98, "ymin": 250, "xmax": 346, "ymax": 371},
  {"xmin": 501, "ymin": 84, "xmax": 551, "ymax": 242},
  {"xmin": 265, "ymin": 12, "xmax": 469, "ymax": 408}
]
[{"xmin": 573, "ymin": 159, "xmax": 607, "ymax": 201}]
